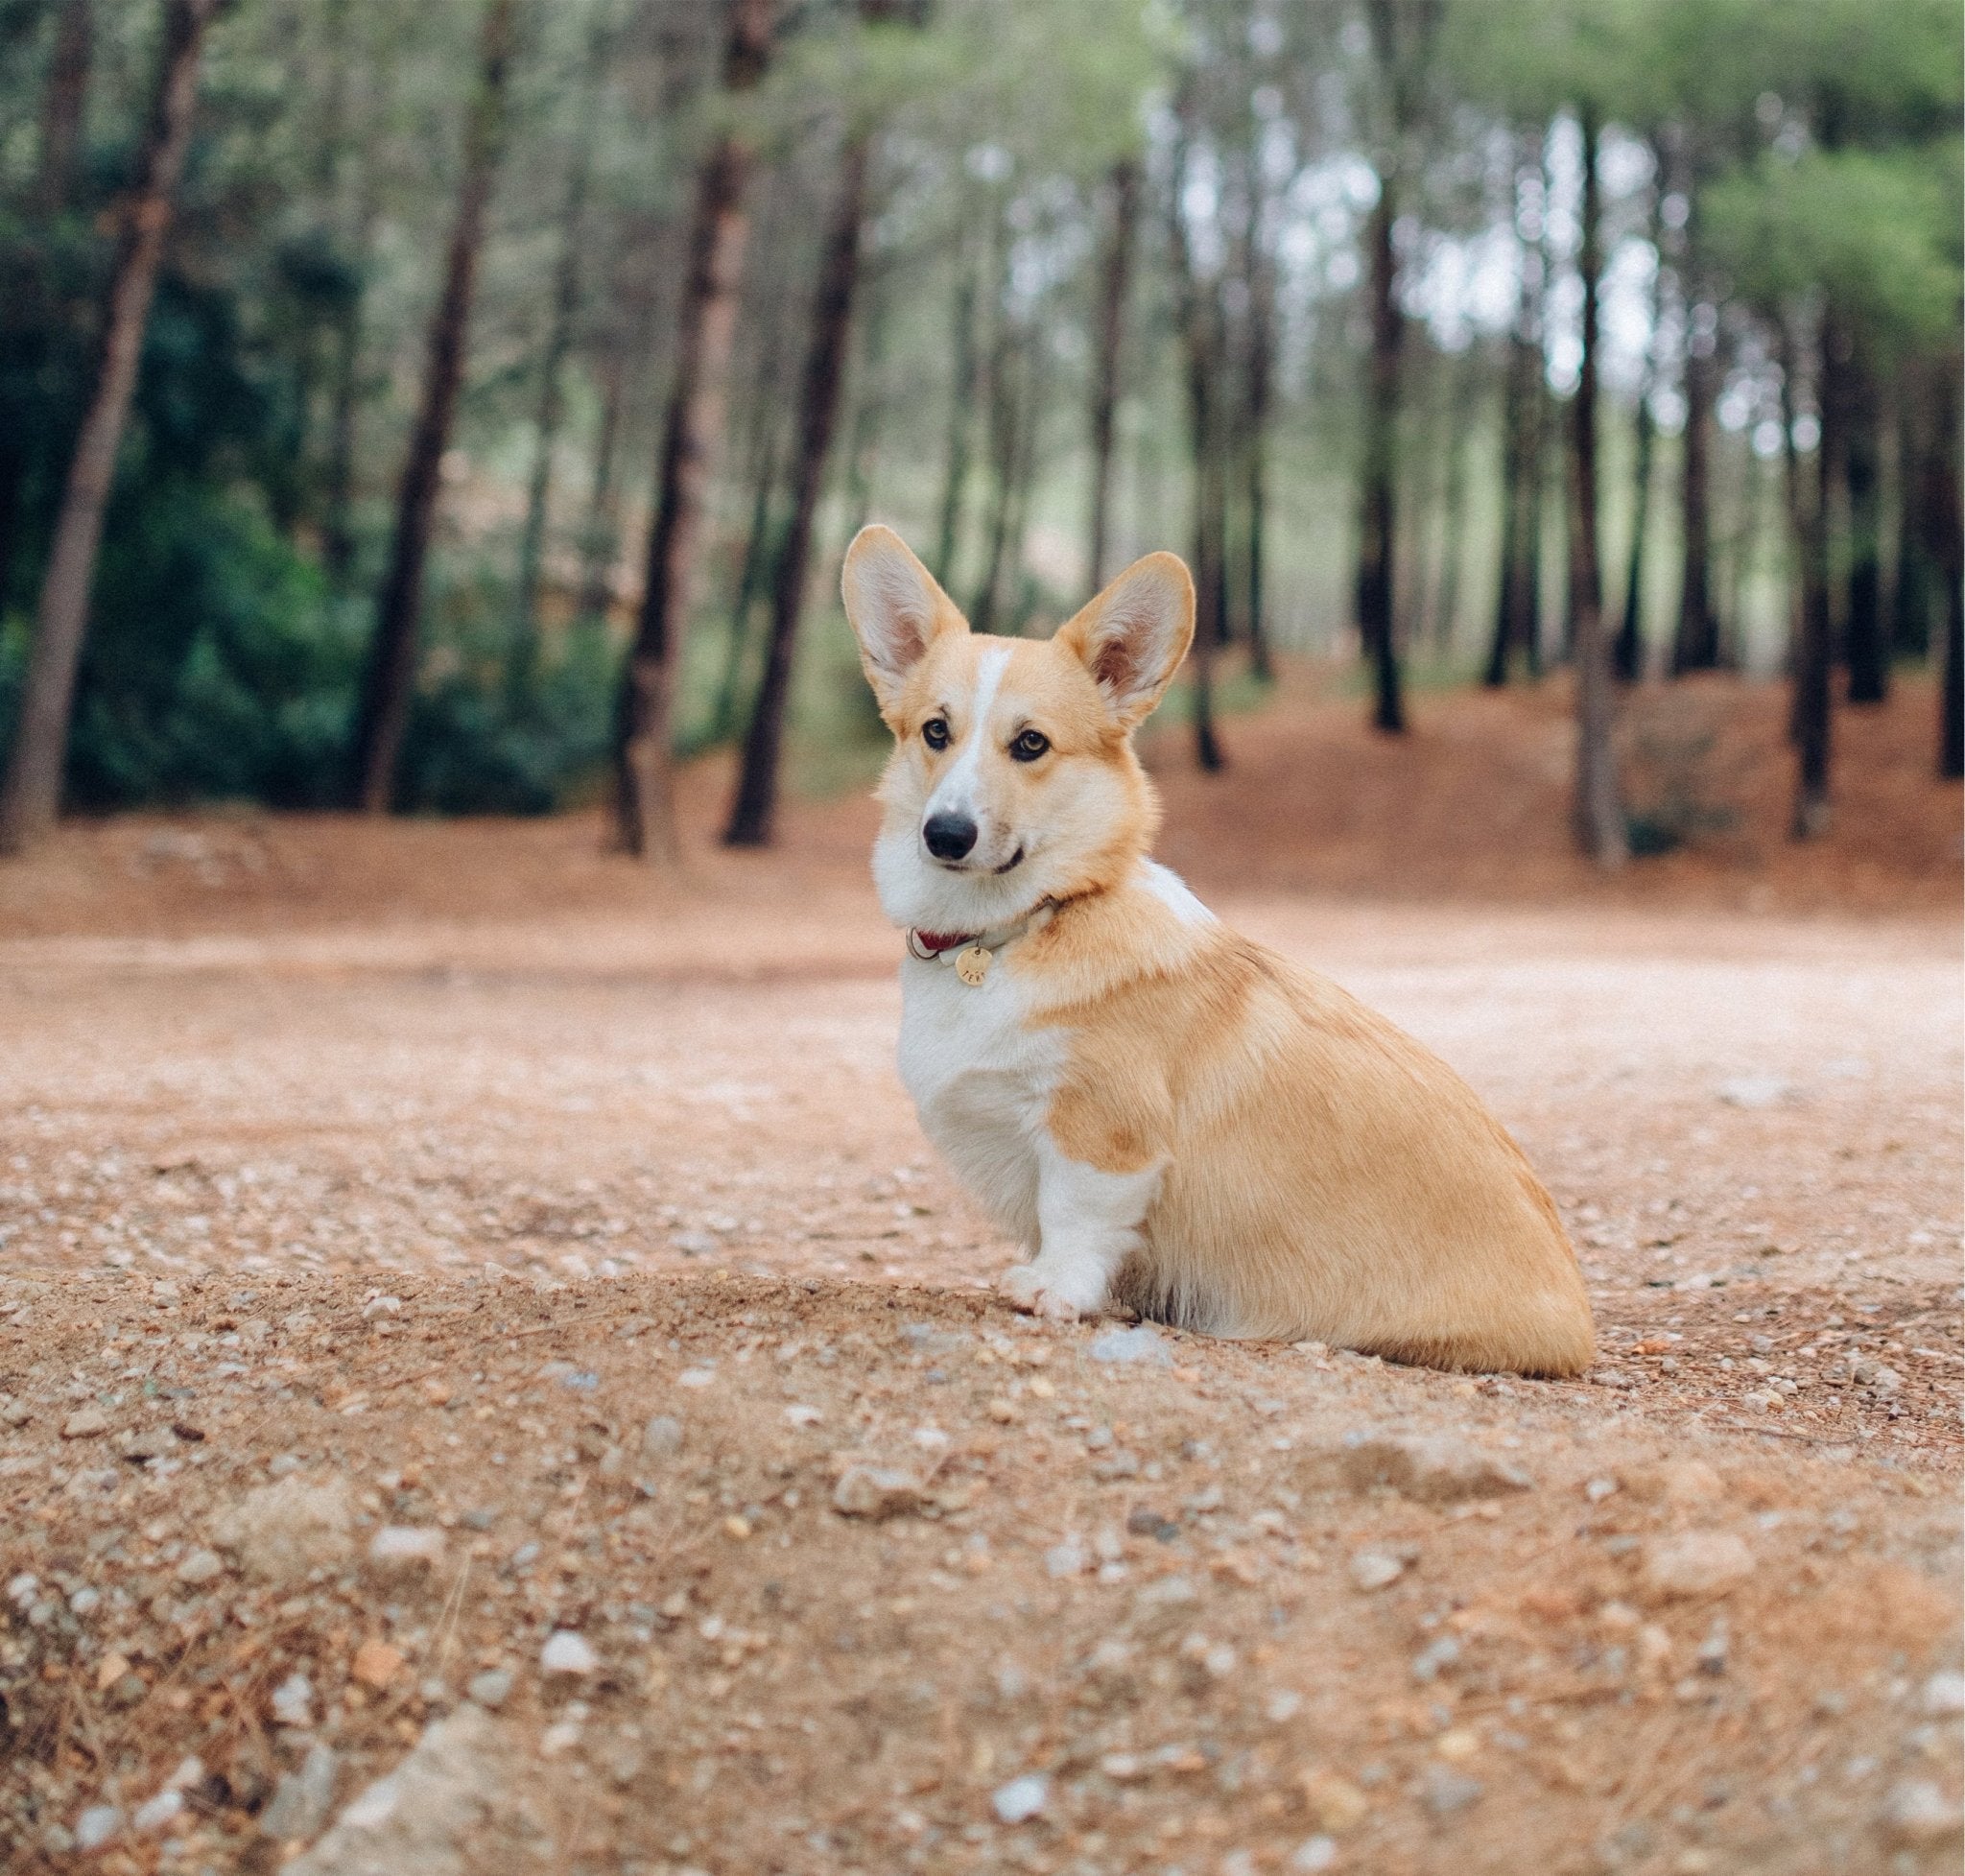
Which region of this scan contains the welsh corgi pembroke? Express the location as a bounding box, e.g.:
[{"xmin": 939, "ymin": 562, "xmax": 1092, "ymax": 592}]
[{"xmin": 841, "ymin": 525, "xmax": 1594, "ymax": 1377}]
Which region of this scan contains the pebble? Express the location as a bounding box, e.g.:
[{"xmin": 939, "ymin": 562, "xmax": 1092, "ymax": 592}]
[
  {"xmin": 1333, "ymin": 1431, "xmax": 1533, "ymax": 1503},
  {"xmin": 1301, "ymin": 1770, "xmax": 1369, "ymax": 1832},
  {"xmin": 1641, "ymin": 1532, "xmax": 1755, "ymax": 1602},
  {"xmin": 1880, "ymin": 1778, "xmax": 1963, "ymax": 1847},
  {"xmin": 783, "ymin": 1405, "xmax": 823, "ymax": 1428},
  {"xmin": 287, "ymin": 1707, "xmax": 498, "ymax": 1876},
  {"xmin": 175, "ymin": 1547, "xmax": 225, "ymax": 1585},
  {"xmin": 1044, "ymin": 1540, "xmax": 1087, "ymax": 1579},
  {"xmin": 1715, "ymin": 1075, "xmax": 1792, "ymax": 1108},
  {"xmin": 212, "ymin": 1475, "xmax": 355, "ymax": 1583},
  {"xmin": 641, "ymin": 1414, "xmax": 685, "ymax": 1458},
  {"xmin": 132, "ymin": 1788, "xmax": 183, "ymax": 1833},
  {"xmin": 1291, "ymin": 1839, "xmax": 1338, "ymax": 1873},
  {"xmin": 74, "ymin": 1805, "xmax": 122, "ymax": 1851},
  {"xmin": 1349, "ymin": 1549, "xmax": 1408, "ymax": 1592},
  {"xmin": 466, "ymin": 1669, "xmax": 515, "ymax": 1711},
  {"xmin": 271, "ymin": 1672, "xmax": 315, "ymax": 1728},
  {"xmin": 991, "ymin": 1772, "xmax": 1049, "ymax": 1824},
  {"xmin": 1411, "ymin": 1635, "xmax": 1461, "ymax": 1683},
  {"xmin": 540, "ymin": 1630, "xmax": 599, "ymax": 1676},
  {"xmin": 1420, "ymin": 1764, "xmax": 1484, "ymax": 1816},
  {"xmin": 1922, "ymin": 1670, "xmax": 1965, "ymax": 1717},
  {"xmin": 368, "ymin": 1526, "xmax": 446, "ymax": 1570},
  {"xmin": 261, "ymin": 1742, "xmax": 340, "ymax": 1841},
  {"xmin": 1087, "ymin": 1325, "xmax": 1173, "ymax": 1366},
  {"xmin": 60, "ymin": 1406, "xmax": 111, "ymax": 1439},
  {"xmin": 832, "ymin": 1464, "xmax": 925, "ymax": 1520},
  {"xmin": 351, "ymin": 1640, "xmax": 405, "ymax": 1690}
]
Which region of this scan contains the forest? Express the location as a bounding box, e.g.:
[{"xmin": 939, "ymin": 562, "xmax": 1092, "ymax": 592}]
[{"xmin": 0, "ymin": 0, "xmax": 1958, "ymax": 861}]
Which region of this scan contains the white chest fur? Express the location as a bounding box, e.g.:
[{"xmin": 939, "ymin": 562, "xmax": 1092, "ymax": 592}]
[{"xmin": 896, "ymin": 953, "xmax": 1063, "ymax": 1249}]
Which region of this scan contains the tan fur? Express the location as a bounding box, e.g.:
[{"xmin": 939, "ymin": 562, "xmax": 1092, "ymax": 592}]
[{"xmin": 842, "ymin": 525, "xmax": 1594, "ymax": 1377}]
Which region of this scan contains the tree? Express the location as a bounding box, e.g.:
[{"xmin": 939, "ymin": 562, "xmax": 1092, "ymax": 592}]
[
  {"xmin": 510, "ymin": 15, "xmax": 614, "ymax": 678},
  {"xmin": 348, "ymin": 0, "xmax": 521, "ymax": 814},
  {"xmin": 0, "ymin": 0, "xmax": 225, "ymax": 855},
  {"xmin": 1084, "ymin": 156, "xmax": 1139, "ymax": 595},
  {"xmin": 1352, "ymin": 0, "xmax": 1441, "ymax": 737},
  {"xmin": 723, "ymin": 129, "xmax": 872, "ymax": 847},
  {"xmin": 615, "ymin": 0, "xmax": 773, "ymax": 862},
  {"xmin": 1566, "ymin": 102, "xmax": 1627, "ymax": 867}
]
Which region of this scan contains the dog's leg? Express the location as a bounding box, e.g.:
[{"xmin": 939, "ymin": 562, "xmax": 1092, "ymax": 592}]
[{"xmin": 1001, "ymin": 1136, "xmax": 1163, "ymax": 1322}]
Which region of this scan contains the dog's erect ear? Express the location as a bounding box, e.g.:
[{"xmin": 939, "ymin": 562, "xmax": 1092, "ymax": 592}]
[
  {"xmin": 841, "ymin": 525, "xmax": 964, "ymax": 716},
  {"xmin": 1055, "ymin": 553, "xmax": 1196, "ymax": 729}
]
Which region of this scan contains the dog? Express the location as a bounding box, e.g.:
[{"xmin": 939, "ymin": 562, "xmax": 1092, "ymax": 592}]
[{"xmin": 841, "ymin": 524, "xmax": 1594, "ymax": 1376}]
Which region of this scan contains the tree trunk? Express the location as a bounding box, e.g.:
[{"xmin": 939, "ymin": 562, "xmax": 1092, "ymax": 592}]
[
  {"xmin": 1487, "ymin": 144, "xmax": 1546, "ymax": 688},
  {"xmin": 1242, "ymin": 215, "xmax": 1276, "ymax": 679},
  {"xmin": 1168, "ymin": 101, "xmax": 1224, "ymax": 772},
  {"xmin": 349, "ymin": 0, "xmax": 517, "ymax": 814},
  {"xmin": 614, "ymin": 0, "xmax": 772, "ymax": 860},
  {"xmin": 0, "ymin": 0, "xmax": 220, "ymax": 856},
  {"xmin": 1431, "ymin": 356, "xmax": 1472, "ymax": 658},
  {"xmin": 1842, "ymin": 343, "xmax": 1886, "ymax": 702},
  {"xmin": 1357, "ymin": 181, "xmax": 1405, "ymax": 733},
  {"xmin": 1671, "ymin": 295, "xmax": 1720, "ymax": 673},
  {"xmin": 1890, "ymin": 386, "xmax": 1933, "ymax": 660},
  {"xmin": 1615, "ymin": 387, "xmax": 1656, "ymax": 683},
  {"xmin": 723, "ymin": 131, "xmax": 871, "ymax": 848},
  {"xmin": 1926, "ymin": 355, "xmax": 1963, "ymax": 779},
  {"xmin": 36, "ymin": 0, "xmax": 93, "ymax": 216},
  {"xmin": 970, "ymin": 318, "xmax": 1023, "ymax": 635},
  {"xmin": 840, "ymin": 270, "xmax": 888, "ymax": 538},
  {"xmin": 1782, "ymin": 319, "xmax": 1833, "ymax": 837},
  {"xmin": 712, "ymin": 418, "xmax": 782, "ymax": 743},
  {"xmin": 1566, "ymin": 109, "xmax": 1625, "ymax": 869},
  {"xmin": 1085, "ymin": 156, "xmax": 1139, "ymax": 596},
  {"xmin": 930, "ymin": 233, "xmax": 982, "ymax": 590},
  {"xmin": 510, "ymin": 22, "xmax": 609, "ymax": 673}
]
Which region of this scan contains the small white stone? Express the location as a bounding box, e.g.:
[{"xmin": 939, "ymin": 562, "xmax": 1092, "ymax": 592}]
[
  {"xmin": 1044, "ymin": 1541, "xmax": 1087, "ymax": 1579},
  {"xmin": 74, "ymin": 1805, "xmax": 122, "ymax": 1851},
  {"xmin": 1880, "ymin": 1778, "xmax": 1963, "ymax": 1847},
  {"xmin": 677, "ymin": 1366, "xmax": 716, "ymax": 1389},
  {"xmin": 132, "ymin": 1788, "xmax": 183, "ymax": 1833},
  {"xmin": 1922, "ymin": 1670, "xmax": 1965, "ymax": 1717},
  {"xmin": 540, "ymin": 1630, "xmax": 598, "ymax": 1676},
  {"xmin": 991, "ymin": 1772, "xmax": 1049, "ymax": 1824},
  {"xmin": 782, "ymin": 1405, "xmax": 822, "ymax": 1428},
  {"xmin": 1290, "ymin": 1837, "xmax": 1338, "ymax": 1872},
  {"xmin": 641, "ymin": 1414, "xmax": 685, "ymax": 1456},
  {"xmin": 175, "ymin": 1548, "xmax": 224, "ymax": 1585},
  {"xmin": 270, "ymin": 1672, "xmax": 314, "ymax": 1727},
  {"xmin": 1086, "ymin": 1325, "xmax": 1172, "ymax": 1366},
  {"xmin": 1349, "ymin": 1549, "xmax": 1407, "ymax": 1592},
  {"xmin": 1642, "ymin": 1532, "xmax": 1755, "ymax": 1602},
  {"xmin": 367, "ymin": 1526, "xmax": 445, "ymax": 1568}
]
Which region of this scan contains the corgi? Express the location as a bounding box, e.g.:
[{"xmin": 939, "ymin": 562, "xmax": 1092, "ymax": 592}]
[{"xmin": 841, "ymin": 525, "xmax": 1594, "ymax": 1377}]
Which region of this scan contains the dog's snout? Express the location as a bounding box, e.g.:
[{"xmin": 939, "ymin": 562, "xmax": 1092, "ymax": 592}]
[{"xmin": 922, "ymin": 812, "xmax": 979, "ymax": 862}]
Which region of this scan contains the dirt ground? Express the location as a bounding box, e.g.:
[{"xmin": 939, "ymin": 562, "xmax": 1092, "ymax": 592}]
[{"xmin": 0, "ymin": 677, "xmax": 1959, "ymax": 1876}]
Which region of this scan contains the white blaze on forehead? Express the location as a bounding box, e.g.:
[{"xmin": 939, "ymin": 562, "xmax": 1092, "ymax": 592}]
[{"xmin": 927, "ymin": 645, "xmax": 1012, "ymax": 818}]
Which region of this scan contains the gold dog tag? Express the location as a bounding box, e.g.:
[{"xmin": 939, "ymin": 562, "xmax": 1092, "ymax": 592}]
[{"xmin": 954, "ymin": 943, "xmax": 991, "ymax": 986}]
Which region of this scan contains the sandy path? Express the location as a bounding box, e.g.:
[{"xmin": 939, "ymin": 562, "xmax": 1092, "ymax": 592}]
[{"xmin": 1, "ymin": 899, "xmax": 1958, "ymax": 1874}]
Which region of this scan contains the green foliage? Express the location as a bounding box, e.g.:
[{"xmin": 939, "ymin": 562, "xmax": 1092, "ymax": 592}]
[{"xmin": 1704, "ymin": 146, "xmax": 1960, "ymax": 350}]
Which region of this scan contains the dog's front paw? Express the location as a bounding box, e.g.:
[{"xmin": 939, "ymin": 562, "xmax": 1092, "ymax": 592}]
[{"xmin": 1000, "ymin": 1260, "xmax": 1106, "ymax": 1322}]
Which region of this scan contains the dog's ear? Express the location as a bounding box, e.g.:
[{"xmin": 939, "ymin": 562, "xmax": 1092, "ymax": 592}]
[
  {"xmin": 1055, "ymin": 553, "xmax": 1196, "ymax": 730},
  {"xmin": 841, "ymin": 525, "xmax": 964, "ymax": 718}
]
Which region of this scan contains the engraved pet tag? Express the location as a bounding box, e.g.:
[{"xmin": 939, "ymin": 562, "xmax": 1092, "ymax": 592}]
[{"xmin": 954, "ymin": 943, "xmax": 991, "ymax": 986}]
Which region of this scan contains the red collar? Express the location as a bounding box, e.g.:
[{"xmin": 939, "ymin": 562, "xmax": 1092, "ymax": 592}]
[{"xmin": 912, "ymin": 930, "xmax": 973, "ymax": 954}]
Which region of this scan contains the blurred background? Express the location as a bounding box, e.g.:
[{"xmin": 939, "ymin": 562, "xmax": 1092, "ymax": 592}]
[{"xmin": 0, "ymin": 0, "xmax": 1957, "ymax": 884}]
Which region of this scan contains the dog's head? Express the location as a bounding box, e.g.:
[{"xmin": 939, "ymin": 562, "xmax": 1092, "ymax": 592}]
[{"xmin": 841, "ymin": 525, "xmax": 1195, "ymax": 935}]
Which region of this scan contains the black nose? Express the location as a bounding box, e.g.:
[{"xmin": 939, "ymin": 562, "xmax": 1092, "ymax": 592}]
[{"xmin": 922, "ymin": 812, "xmax": 978, "ymax": 862}]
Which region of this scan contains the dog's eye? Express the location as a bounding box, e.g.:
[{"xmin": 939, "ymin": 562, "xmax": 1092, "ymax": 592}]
[
  {"xmin": 921, "ymin": 717, "xmax": 951, "ymax": 749},
  {"xmin": 1010, "ymin": 728, "xmax": 1050, "ymax": 762}
]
